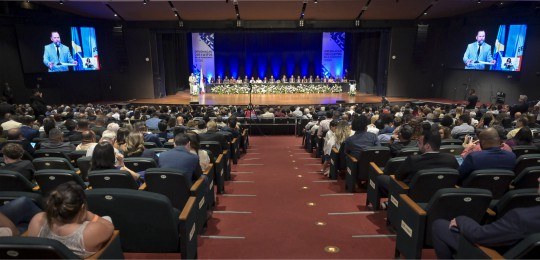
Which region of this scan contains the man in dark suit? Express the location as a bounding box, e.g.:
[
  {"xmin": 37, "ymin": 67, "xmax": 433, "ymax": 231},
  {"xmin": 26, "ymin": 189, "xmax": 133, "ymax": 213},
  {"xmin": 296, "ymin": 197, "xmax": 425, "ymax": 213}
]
[
  {"xmin": 431, "ymin": 177, "xmax": 540, "ymax": 259},
  {"xmin": 19, "ymin": 116, "xmax": 39, "ymax": 142},
  {"xmin": 199, "ymin": 120, "xmax": 228, "ymax": 152},
  {"xmin": 133, "ymin": 122, "xmax": 163, "ymax": 148},
  {"xmin": 376, "ymin": 128, "xmax": 459, "ymax": 199},
  {"xmin": 158, "ymin": 133, "xmax": 202, "ymax": 186},
  {"xmin": 458, "ymin": 127, "xmax": 516, "ymax": 183},
  {"xmin": 0, "ymin": 128, "xmax": 35, "ymax": 156}
]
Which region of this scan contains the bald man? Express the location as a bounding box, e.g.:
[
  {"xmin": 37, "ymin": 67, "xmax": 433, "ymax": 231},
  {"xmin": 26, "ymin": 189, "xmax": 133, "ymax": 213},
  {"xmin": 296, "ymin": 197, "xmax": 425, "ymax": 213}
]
[{"xmin": 458, "ymin": 127, "xmax": 516, "ymax": 182}]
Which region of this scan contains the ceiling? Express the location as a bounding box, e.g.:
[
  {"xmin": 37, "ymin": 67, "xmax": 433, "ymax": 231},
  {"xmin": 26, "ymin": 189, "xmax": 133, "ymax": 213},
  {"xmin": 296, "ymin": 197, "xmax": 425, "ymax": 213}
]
[{"xmin": 34, "ymin": 0, "xmax": 530, "ymax": 22}]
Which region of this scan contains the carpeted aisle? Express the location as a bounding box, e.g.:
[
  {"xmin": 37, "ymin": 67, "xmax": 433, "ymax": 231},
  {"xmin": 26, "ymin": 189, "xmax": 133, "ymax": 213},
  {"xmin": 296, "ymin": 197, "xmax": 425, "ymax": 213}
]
[{"xmin": 198, "ymin": 135, "xmax": 414, "ymax": 259}]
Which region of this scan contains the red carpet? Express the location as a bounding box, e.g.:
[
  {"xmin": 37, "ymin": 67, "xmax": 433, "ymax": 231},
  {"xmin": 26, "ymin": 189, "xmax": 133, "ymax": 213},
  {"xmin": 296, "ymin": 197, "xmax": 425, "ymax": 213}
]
[{"xmin": 197, "ymin": 136, "xmax": 439, "ymax": 259}]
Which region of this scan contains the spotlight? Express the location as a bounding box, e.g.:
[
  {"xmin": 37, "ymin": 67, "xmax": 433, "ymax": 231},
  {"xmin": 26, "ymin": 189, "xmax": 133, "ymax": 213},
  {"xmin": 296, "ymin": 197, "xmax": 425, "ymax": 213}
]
[
  {"xmin": 477, "ymin": 0, "xmax": 481, "ymax": 3},
  {"xmin": 114, "ymin": 13, "xmax": 117, "ymax": 17},
  {"xmin": 143, "ymin": 0, "xmax": 147, "ymax": 5},
  {"xmin": 59, "ymin": 0, "xmax": 64, "ymax": 4},
  {"xmin": 313, "ymin": 0, "xmax": 318, "ymax": 3},
  {"xmin": 423, "ymin": 12, "xmax": 428, "ymax": 15},
  {"xmin": 174, "ymin": 13, "xmax": 178, "ymax": 16}
]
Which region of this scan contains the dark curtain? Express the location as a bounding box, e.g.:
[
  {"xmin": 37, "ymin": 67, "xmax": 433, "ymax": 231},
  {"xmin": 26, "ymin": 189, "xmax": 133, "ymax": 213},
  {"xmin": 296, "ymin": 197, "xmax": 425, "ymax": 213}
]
[
  {"xmin": 158, "ymin": 33, "xmax": 190, "ymax": 95},
  {"xmin": 346, "ymin": 31, "xmax": 389, "ymax": 96}
]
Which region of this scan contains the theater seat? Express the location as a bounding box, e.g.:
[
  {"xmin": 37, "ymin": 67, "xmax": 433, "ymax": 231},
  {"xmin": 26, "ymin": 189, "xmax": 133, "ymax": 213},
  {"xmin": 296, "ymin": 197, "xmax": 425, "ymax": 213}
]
[
  {"xmin": 85, "ymin": 189, "xmax": 198, "ymax": 258},
  {"xmin": 456, "ymin": 232, "xmax": 540, "ymax": 259}
]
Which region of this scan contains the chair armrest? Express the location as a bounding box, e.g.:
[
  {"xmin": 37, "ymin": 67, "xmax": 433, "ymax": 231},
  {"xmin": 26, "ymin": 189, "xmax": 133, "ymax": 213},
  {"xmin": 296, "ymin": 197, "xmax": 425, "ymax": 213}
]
[
  {"xmin": 390, "ymin": 176, "xmax": 410, "ymax": 193},
  {"xmin": 86, "ymin": 230, "xmax": 123, "ymax": 259},
  {"xmin": 190, "ymin": 177, "xmax": 204, "ymax": 195},
  {"xmin": 32, "ymin": 186, "xmax": 40, "ymax": 192},
  {"xmin": 178, "ymin": 196, "xmax": 198, "ymax": 260},
  {"xmin": 369, "ymin": 162, "xmax": 383, "ymax": 175},
  {"xmin": 456, "ymin": 232, "xmax": 504, "ymax": 259},
  {"xmin": 216, "ymin": 154, "xmax": 223, "ymax": 164},
  {"xmin": 180, "ymin": 197, "xmax": 196, "ymax": 221},
  {"xmin": 346, "ymin": 153, "xmax": 357, "ymax": 163},
  {"xmin": 203, "ymin": 163, "xmax": 213, "ymax": 176},
  {"xmin": 399, "ymin": 194, "xmax": 426, "ymax": 216},
  {"xmin": 486, "ymin": 208, "xmax": 496, "ymax": 218},
  {"xmin": 138, "ymin": 182, "xmax": 147, "ymax": 191}
]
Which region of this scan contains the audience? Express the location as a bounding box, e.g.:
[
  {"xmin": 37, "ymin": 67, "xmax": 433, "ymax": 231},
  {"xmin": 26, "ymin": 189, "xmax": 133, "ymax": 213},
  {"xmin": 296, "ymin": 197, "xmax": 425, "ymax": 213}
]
[
  {"xmin": 37, "ymin": 128, "xmax": 75, "ymax": 153},
  {"xmin": 0, "ymin": 143, "xmax": 35, "ymax": 181},
  {"xmin": 158, "ymin": 133, "xmax": 202, "ymax": 186},
  {"xmin": 344, "ymin": 114, "xmax": 380, "ymax": 158}
]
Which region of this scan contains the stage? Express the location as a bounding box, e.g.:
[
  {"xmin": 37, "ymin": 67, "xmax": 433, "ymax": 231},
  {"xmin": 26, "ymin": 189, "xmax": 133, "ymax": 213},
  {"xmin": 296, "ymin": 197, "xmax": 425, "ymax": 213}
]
[{"xmin": 128, "ymin": 91, "xmax": 470, "ymax": 107}]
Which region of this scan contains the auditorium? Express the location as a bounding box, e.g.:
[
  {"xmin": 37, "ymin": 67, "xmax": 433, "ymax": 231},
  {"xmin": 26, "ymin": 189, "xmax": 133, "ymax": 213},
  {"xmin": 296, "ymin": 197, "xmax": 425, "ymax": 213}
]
[{"xmin": 0, "ymin": 0, "xmax": 539, "ymax": 259}]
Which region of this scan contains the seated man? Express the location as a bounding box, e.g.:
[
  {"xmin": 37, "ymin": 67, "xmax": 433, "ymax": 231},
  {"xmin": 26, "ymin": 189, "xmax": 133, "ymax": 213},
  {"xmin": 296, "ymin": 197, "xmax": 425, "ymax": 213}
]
[
  {"xmin": 451, "ymin": 114, "xmax": 475, "ymax": 138},
  {"xmin": 39, "ymin": 128, "xmax": 76, "ymax": 153},
  {"xmin": 0, "ymin": 143, "xmax": 35, "ymax": 181},
  {"xmin": 343, "ymin": 114, "xmax": 380, "ymax": 158},
  {"xmin": 376, "ymin": 128, "xmax": 459, "ymax": 205},
  {"xmin": 133, "ymin": 122, "xmax": 163, "ymax": 148},
  {"xmin": 0, "ymin": 197, "xmax": 42, "ymax": 236},
  {"xmin": 388, "ymin": 124, "xmax": 418, "ymax": 157},
  {"xmin": 431, "ymin": 177, "xmax": 540, "ymax": 259},
  {"xmin": 158, "ymin": 133, "xmax": 202, "ymax": 186},
  {"xmin": 458, "ymin": 127, "xmax": 516, "ymax": 182},
  {"xmin": 0, "ymin": 128, "xmax": 35, "ymax": 155}
]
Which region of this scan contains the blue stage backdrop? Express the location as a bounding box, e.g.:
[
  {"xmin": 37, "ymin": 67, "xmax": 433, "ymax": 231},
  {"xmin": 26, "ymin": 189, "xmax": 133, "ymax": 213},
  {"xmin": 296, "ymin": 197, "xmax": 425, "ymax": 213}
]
[
  {"xmin": 190, "ymin": 32, "xmax": 325, "ymax": 80},
  {"xmin": 322, "ymin": 32, "xmax": 345, "ymax": 79}
]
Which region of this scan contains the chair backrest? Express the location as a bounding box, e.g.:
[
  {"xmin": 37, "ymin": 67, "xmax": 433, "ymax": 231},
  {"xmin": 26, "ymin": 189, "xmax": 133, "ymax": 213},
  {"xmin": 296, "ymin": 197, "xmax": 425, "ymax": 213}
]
[
  {"xmin": 439, "ymin": 145, "xmax": 465, "ymax": 156},
  {"xmin": 145, "ymin": 168, "xmax": 191, "ymax": 210},
  {"xmin": 66, "ymin": 150, "xmax": 88, "ymax": 167},
  {"xmin": 85, "ymin": 188, "xmax": 180, "ymax": 252},
  {"xmin": 32, "ymin": 157, "xmax": 75, "ymax": 171},
  {"xmin": 163, "ymin": 142, "xmax": 175, "ymax": 149},
  {"xmin": 0, "ymin": 236, "xmax": 79, "ymax": 259},
  {"xmin": 513, "ymin": 166, "xmax": 540, "ymax": 189},
  {"xmin": 455, "ymin": 132, "xmax": 476, "ymax": 141},
  {"xmin": 143, "ymin": 142, "xmax": 157, "ymax": 149},
  {"xmin": 33, "ymin": 150, "xmax": 70, "ymax": 160},
  {"xmin": 397, "ymin": 147, "xmax": 420, "ymax": 157},
  {"xmin": 0, "ymin": 191, "xmax": 44, "ymax": 209},
  {"xmin": 123, "ymin": 157, "xmax": 157, "ymax": 173},
  {"xmin": 76, "ymin": 156, "xmax": 92, "ymax": 181},
  {"xmin": 512, "ymin": 145, "xmax": 540, "ymax": 157},
  {"xmin": 359, "ymin": 146, "xmax": 391, "ymax": 167},
  {"xmin": 424, "ymin": 188, "xmax": 492, "ymax": 246},
  {"xmin": 492, "ymin": 188, "xmax": 540, "ymax": 218},
  {"xmin": 408, "ymin": 168, "xmax": 460, "ymax": 203},
  {"xmin": 383, "ymin": 157, "xmax": 406, "ymax": 175},
  {"xmin": 88, "ymin": 169, "xmax": 139, "ymax": 190},
  {"xmin": 34, "ymin": 170, "xmax": 86, "ymax": 195},
  {"xmin": 460, "ymin": 169, "xmax": 515, "ymax": 199},
  {"xmin": 514, "ymin": 154, "xmax": 540, "ymax": 175},
  {"xmin": 504, "ymin": 233, "xmax": 540, "ymax": 259},
  {"xmin": 441, "ymin": 139, "xmax": 462, "ymax": 146},
  {"xmin": 0, "ymin": 170, "xmax": 36, "ymax": 192},
  {"xmin": 200, "ymin": 141, "xmax": 223, "ymax": 160}
]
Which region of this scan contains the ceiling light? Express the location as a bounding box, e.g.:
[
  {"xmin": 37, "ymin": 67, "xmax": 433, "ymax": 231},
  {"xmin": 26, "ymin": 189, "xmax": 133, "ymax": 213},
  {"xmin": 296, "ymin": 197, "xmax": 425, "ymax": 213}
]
[
  {"xmin": 355, "ymin": 20, "xmax": 360, "ymax": 27},
  {"xmin": 59, "ymin": 0, "xmax": 64, "ymax": 4},
  {"xmin": 143, "ymin": 0, "xmax": 147, "ymax": 5},
  {"xmin": 423, "ymin": 12, "xmax": 428, "ymax": 15},
  {"xmin": 114, "ymin": 13, "xmax": 117, "ymax": 17},
  {"xmin": 314, "ymin": 0, "xmax": 318, "ymax": 3},
  {"xmin": 299, "ymin": 19, "xmax": 304, "ymax": 27},
  {"xmin": 236, "ymin": 19, "xmax": 242, "ymax": 27},
  {"xmin": 477, "ymin": 0, "xmax": 481, "ymax": 3}
]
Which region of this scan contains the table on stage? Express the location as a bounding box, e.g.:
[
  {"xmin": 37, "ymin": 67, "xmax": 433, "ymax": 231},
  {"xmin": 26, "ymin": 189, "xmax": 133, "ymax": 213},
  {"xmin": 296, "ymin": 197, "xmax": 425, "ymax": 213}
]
[{"xmin": 203, "ymin": 82, "xmax": 351, "ymax": 94}]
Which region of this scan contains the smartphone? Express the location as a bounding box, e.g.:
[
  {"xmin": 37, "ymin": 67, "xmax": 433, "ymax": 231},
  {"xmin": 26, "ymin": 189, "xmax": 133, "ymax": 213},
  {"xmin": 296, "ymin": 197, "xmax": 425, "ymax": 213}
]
[{"xmin": 30, "ymin": 142, "xmax": 36, "ymax": 148}]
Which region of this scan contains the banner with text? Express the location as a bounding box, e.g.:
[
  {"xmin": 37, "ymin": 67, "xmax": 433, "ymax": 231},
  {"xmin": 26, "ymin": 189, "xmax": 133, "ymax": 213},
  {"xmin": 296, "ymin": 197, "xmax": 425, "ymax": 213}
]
[
  {"xmin": 321, "ymin": 32, "xmax": 345, "ymax": 79},
  {"xmin": 191, "ymin": 33, "xmax": 215, "ymax": 82}
]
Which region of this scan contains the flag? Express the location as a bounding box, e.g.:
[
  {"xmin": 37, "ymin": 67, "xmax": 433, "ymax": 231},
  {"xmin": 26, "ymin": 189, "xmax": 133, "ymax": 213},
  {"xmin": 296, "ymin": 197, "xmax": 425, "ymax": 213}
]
[
  {"xmin": 199, "ymin": 67, "xmax": 205, "ymax": 94},
  {"xmin": 71, "ymin": 27, "xmax": 83, "ymax": 71},
  {"xmin": 513, "ymin": 25, "xmax": 527, "ymax": 71},
  {"xmin": 491, "ymin": 25, "xmax": 506, "ymax": 71}
]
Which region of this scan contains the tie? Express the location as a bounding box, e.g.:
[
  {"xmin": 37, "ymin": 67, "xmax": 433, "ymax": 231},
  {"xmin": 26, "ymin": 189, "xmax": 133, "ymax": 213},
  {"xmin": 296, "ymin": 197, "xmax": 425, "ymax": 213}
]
[
  {"xmin": 56, "ymin": 46, "xmax": 60, "ymax": 60},
  {"xmin": 476, "ymin": 44, "xmax": 481, "ymax": 60}
]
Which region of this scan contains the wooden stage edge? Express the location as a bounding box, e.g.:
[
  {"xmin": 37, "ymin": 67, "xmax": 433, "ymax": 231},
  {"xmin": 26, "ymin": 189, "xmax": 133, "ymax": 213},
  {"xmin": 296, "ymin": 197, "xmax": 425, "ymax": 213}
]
[{"xmin": 128, "ymin": 91, "xmax": 467, "ymax": 106}]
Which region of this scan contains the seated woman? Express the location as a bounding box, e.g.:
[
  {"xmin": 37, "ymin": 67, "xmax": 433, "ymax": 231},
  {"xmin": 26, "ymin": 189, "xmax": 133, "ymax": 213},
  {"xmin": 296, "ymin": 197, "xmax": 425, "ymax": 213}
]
[
  {"xmin": 185, "ymin": 131, "xmax": 211, "ymax": 172},
  {"xmin": 505, "ymin": 126, "xmax": 533, "ymax": 148},
  {"xmin": 27, "ymin": 182, "xmax": 114, "ymax": 258},
  {"xmin": 121, "ymin": 132, "xmax": 158, "ymax": 162},
  {"xmin": 91, "ymin": 141, "xmax": 141, "ymax": 181}
]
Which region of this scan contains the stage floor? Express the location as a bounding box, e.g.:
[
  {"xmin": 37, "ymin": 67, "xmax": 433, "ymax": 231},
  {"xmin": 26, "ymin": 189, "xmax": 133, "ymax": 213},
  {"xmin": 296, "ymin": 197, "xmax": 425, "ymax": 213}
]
[{"xmin": 130, "ymin": 92, "xmax": 416, "ymax": 106}]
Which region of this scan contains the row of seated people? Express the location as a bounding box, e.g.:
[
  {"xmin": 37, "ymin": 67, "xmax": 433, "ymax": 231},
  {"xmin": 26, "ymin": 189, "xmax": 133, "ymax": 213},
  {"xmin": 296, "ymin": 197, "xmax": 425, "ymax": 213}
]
[
  {"xmin": 301, "ymin": 112, "xmax": 540, "ymax": 258},
  {"xmin": 209, "ymin": 74, "xmax": 348, "ymax": 84},
  {"xmin": 0, "ymin": 122, "xmax": 249, "ymax": 258}
]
